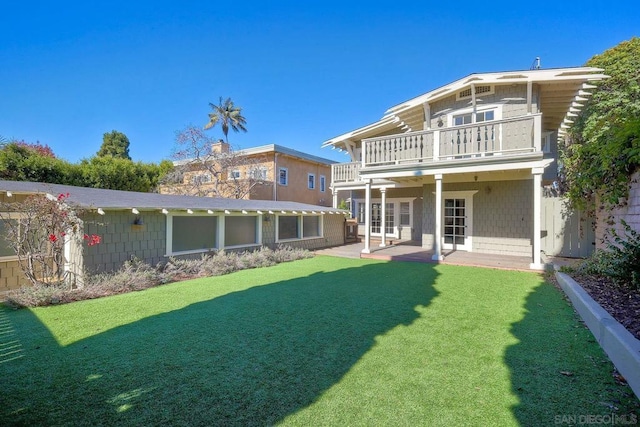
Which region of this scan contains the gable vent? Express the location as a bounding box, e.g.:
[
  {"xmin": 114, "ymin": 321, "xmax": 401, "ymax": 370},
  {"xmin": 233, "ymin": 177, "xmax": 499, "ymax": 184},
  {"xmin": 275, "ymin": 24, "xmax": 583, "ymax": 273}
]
[{"xmin": 457, "ymin": 85, "xmax": 493, "ymax": 100}]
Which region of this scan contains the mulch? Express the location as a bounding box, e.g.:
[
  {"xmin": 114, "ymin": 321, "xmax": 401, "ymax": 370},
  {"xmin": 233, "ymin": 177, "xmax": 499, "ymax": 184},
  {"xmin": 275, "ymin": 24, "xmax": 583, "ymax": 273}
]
[{"xmin": 568, "ymin": 273, "xmax": 640, "ymax": 342}]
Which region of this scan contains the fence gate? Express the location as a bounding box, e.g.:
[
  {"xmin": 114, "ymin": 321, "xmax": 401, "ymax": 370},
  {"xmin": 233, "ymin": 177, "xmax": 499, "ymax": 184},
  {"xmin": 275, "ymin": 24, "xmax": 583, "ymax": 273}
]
[{"xmin": 541, "ymin": 195, "xmax": 595, "ymax": 258}]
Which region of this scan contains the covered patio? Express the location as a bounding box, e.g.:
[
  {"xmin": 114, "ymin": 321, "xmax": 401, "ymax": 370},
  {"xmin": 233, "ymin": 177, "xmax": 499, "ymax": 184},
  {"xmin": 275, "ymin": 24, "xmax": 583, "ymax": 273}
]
[{"xmin": 315, "ymin": 240, "xmax": 538, "ymax": 271}]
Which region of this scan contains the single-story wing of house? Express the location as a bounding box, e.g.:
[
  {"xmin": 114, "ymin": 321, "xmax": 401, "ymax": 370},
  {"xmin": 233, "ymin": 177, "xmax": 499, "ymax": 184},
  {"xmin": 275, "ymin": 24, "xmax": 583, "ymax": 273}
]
[{"xmin": 0, "ymin": 180, "xmax": 348, "ymax": 291}]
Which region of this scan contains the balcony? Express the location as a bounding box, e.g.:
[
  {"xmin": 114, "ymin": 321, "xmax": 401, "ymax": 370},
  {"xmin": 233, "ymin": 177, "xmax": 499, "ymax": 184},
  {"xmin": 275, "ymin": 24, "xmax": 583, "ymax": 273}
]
[
  {"xmin": 332, "ymin": 162, "xmax": 361, "ymax": 183},
  {"xmin": 331, "ymin": 114, "xmax": 542, "ymax": 184}
]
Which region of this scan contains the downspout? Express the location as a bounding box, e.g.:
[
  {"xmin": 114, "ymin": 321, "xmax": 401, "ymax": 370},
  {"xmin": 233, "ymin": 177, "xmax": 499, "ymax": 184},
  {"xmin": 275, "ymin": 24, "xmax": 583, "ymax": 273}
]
[{"xmin": 273, "ymin": 152, "xmax": 278, "ymax": 201}]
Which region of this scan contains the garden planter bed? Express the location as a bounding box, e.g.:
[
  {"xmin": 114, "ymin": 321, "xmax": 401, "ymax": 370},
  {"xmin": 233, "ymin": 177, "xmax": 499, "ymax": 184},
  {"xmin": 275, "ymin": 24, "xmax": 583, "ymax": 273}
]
[{"xmin": 556, "ymin": 272, "xmax": 640, "ymax": 399}]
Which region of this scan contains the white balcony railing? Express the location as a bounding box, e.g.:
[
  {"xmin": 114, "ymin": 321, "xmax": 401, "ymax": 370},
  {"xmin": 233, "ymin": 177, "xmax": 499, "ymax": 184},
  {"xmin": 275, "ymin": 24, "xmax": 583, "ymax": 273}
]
[
  {"xmin": 332, "ymin": 162, "xmax": 361, "ymax": 183},
  {"xmin": 365, "ymin": 114, "xmax": 541, "ymax": 167},
  {"xmin": 331, "ymin": 114, "xmax": 542, "ymax": 184}
]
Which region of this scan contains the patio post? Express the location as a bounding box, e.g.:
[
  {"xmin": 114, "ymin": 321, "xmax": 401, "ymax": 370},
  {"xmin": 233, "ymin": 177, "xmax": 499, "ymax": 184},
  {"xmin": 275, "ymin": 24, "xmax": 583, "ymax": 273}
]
[
  {"xmin": 530, "ymin": 169, "xmax": 544, "ymax": 270},
  {"xmin": 362, "ymin": 179, "xmax": 372, "ymax": 254},
  {"xmin": 332, "ymin": 189, "xmax": 338, "ymax": 208},
  {"xmin": 379, "ymin": 187, "xmax": 387, "ymax": 247},
  {"xmin": 432, "ymin": 174, "xmax": 444, "ymax": 261}
]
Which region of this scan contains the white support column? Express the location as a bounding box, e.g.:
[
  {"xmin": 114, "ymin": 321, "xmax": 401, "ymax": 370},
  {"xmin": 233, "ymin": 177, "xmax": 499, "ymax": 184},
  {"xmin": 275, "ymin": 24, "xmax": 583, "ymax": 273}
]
[
  {"xmin": 526, "ymin": 80, "xmax": 533, "ymax": 115},
  {"xmin": 379, "ymin": 188, "xmax": 387, "ymax": 247},
  {"xmin": 332, "ymin": 189, "xmax": 338, "ymax": 209},
  {"xmin": 423, "ymin": 102, "xmax": 431, "ymax": 130},
  {"xmin": 362, "ymin": 179, "xmax": 372, "ymax": 254},
  {"xmin": 432, "ymin": 174, "xmax": 444, "ymax": 261},
  {"xmin": 530, "ymin": 169, "xmax": 543, "ymax": 270},
  {"xmin": 471, "ymin": 83, "xmax": 477, "ymax": 122},
  {"xmin": 533, "ymin": 114, "xmax": 542, "ymax": 151}
]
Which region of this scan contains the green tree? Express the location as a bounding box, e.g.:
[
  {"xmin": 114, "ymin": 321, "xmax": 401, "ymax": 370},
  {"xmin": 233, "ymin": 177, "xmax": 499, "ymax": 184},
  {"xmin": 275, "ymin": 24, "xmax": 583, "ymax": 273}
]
[
  {"xmin": 0, "ymin": 138, "xmax": 170, "ymax": 193},
  {"xmin": 0, "ymin": 142, "xmax": 71, "ymax": 183},
  {"xmin": 204, "ymin": 97, "xmax": 247, "ymax": 142},
  {"xmin": 561, "ymin": 37, "xmax": 640, "ymax": 211},
  {"xmin": 97, "ymin": 130, "xmax": 131, "ymax": 160}
]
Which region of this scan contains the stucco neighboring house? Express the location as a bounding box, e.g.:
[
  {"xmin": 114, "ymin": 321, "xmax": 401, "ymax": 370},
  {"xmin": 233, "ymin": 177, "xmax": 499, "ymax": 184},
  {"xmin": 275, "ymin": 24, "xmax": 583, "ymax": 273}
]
[
  {"xmin": 0, "ymin": 180, "xmax": 347, "ymax": 292},
  {"xmin": 162, "ymin": 142, "xmax": 337, "ymax": 207},
  {"xmin": 323, "ymin": 67, "xmax": 608, "ymax": 269}
]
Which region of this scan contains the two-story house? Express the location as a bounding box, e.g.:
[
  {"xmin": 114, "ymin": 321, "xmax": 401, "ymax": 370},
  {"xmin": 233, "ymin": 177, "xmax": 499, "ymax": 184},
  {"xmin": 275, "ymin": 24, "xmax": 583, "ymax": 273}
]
[
  {"xmin": 323, "ymin": 67, "xmax": 607, "ymax": 269},
  {"xmin": 164, "ymin": 142, "xmax": 336, "ymax": 206}
]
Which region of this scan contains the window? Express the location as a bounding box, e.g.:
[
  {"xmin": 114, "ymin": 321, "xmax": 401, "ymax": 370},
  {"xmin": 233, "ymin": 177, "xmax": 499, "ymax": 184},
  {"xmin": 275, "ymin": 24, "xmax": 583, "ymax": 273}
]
[
  {"xmin": 475, "ymin": 110, "xmax": 494, "ymax": 122},
  {"xmin": 278, "ymin": 215, "xmax": 299, "ymax": 240},
  {"xmin": 303, "ymin": 215, "xmax": 320, "ymax": 238},
  {"xmin": 320, "ymin": 175, "xmax": 326, "ymax": 192},
  {"xmin": 400, "ymin": 202, "xmax": 410, "ymax": 226},
  {"xmin": 453, "ymin": 114, "xmax": 472, "ymax": 126},
  {"xmin": 357, "ymin": 202, "xmax": 365, "ymax": 224},
  {"xmin": 0, "ymin": 219, "xmax": 16, "ymax": 258},
  {"xmin": 171, "ymin": 215, "xmax": 217, "ymax": 253},
  {"xmin": 542, "ymin": 132, "xmax": 553, "ymax": 153},
  {"xmin": 277, "ymin": 214, "xmax": 323, "ymax": 241},
  {"xmin": 231, "ymin": 170, "xmax": 241, "ymax": 179},
  {"xmin": 249, "ymin": 167, "xmax": 268, "ymax": 180},
  {"xmin": 278, "ymin": 167, "xmax": 288, "ymax": 186},
  {"xmin": 453, "ymin": 110, "xmax": 494, "ymax": 126},
  {"xmin": 308, "ymin": 173, "xmax": 315, "ymax": 190},
  {"xmin": 225, "ymin": 216, "xmax": 258, "ymax": 247},
  {"xmin": 191, "ymin": 173, "xmax": 211, "ymax": 185}
]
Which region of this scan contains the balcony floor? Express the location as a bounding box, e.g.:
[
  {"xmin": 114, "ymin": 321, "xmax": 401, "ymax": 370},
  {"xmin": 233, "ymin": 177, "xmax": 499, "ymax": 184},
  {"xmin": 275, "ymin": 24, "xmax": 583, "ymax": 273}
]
[{"xmin": 315, "ymin": 240, "xmax": 540, "ymax": 271}]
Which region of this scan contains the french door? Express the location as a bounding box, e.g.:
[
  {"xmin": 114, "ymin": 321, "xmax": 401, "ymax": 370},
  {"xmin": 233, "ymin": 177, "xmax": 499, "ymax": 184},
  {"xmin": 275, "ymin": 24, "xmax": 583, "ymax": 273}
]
[
  {"xmin": 442, "ymin": 197, "xmax": 472, "ymax": 251},
  {"xmin": 371, "ymin": 202, "xmax": 395, "ymax": 236}
]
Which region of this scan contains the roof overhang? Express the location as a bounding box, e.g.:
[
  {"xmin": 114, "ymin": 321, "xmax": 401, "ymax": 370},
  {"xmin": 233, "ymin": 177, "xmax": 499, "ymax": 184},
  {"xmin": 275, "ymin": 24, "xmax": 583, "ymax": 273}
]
[{"xmin": 322, "ymin": 67, "xmax": 608, "ymax": 150}]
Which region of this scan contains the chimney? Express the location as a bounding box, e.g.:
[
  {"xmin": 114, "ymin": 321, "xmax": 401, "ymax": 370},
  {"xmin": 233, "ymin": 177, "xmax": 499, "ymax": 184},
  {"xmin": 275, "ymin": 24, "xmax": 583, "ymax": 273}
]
[{"xmin": 211, "ymin": 139, "xmax": 230, "ymax": 154}]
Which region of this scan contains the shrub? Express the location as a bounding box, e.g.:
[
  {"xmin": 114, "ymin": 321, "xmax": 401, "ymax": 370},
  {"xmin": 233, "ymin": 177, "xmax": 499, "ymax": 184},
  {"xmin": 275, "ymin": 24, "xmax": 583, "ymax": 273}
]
[
  {"xmin": 605, "ymin": 220, "xmax": 640, "ymax": 290},
  {"xmin": 574, "ymin": 220, "xmax": 640, "ymax": 290},
  {"xmin": 4, "ymin": 246, "xmax": 312, "ymax": 308}
]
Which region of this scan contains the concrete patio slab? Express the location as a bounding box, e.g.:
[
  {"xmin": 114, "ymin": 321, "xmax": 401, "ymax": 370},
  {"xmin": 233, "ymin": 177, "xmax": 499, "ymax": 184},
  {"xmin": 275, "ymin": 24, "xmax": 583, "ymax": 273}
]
[{"xmin": 315, "ymin": 240, "xmax": 536, "ymax": 271}]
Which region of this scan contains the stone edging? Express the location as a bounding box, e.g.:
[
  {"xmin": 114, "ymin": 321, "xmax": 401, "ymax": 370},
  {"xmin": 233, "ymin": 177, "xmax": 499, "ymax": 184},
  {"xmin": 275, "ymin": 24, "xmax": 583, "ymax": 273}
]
[{"xmin": 555, "ymin": 272, "xmax": 640, "ymax": 399}]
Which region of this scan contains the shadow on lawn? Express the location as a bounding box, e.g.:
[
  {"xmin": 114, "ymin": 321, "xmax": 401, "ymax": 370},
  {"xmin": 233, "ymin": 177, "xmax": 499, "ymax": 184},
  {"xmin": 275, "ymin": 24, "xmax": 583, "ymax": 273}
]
[
  {"xmin": 505, "ymin": 280, "xmax": 639, "ymax": 425},
  {"xmin": 1, "ymin": 260, "xmax": 439, "ymax": 426}
]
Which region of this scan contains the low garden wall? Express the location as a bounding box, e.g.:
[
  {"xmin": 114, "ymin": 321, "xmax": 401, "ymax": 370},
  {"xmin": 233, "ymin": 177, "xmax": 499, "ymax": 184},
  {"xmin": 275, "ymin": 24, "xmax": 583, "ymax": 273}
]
[{"xmin": 556, "ymin": 272, "xmax": 640, "ymax": 399}]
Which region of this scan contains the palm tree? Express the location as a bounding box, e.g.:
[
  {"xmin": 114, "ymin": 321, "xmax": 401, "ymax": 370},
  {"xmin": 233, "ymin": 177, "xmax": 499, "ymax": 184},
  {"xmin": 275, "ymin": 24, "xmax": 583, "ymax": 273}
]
[{"xmin": 204, "ymin": 97, "xmax": 247, "ymax": 142}]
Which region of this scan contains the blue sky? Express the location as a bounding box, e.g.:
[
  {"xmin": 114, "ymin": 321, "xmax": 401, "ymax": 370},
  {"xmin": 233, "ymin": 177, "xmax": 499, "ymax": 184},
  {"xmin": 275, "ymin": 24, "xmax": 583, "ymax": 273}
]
[{"xmin": 1, "ymin": 1, "xmax": 637, "ymax": 165}]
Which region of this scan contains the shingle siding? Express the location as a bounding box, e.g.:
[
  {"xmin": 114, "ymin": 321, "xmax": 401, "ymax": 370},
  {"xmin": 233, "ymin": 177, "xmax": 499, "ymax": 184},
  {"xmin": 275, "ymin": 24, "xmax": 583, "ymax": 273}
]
[
  {"xmin": 429, "ymin": 84, "xmax": 538, "ymax": 128},
  {"xmin": 422, "ymin": 179, "xmax": 533, "ymax": 257}
]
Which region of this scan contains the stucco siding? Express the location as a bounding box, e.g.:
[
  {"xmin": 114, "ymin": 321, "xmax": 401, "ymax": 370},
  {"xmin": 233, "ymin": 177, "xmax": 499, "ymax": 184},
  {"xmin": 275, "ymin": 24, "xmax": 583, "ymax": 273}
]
[{"xmin": 275, "ymin": 156, "xmax": 332, "ymax": 206}]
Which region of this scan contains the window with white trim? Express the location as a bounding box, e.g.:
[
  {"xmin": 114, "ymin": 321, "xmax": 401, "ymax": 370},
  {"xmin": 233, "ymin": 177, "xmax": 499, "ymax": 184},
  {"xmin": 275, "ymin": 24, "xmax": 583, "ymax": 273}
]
[
  {"xmin": 230, "ymin": 170, "xmax": 241, "ymax": 179},
  {"xmin": 357, "ymin": 202, "xmax": 365, "ymax": 224},
  {"xmin": 191, "ymin": 173, "xmax": 211, "ymax": 185},
  {"xmin": 400, "ymin": 202, "xmax": 411, "ymax": 226},
  {"xmin": 453, "ymin": 110, "xmax": 495, "ymax": 126},
  {"xmin": 170, "ymin": 215, "xmax": 217, "ymax": 254},
  {"xmin": 449, "ymin": 105, "xmax": 501, "ymax": 127},
  {"xmin": 277, "ymin": 214, "xmax": 323, "ymax": 241},
  {"xmin": 0, "ymin": 217, "xmax": 17, "ymax": 259},
  {"xmin": 320, "ymin": 175, "xmax": 326, "ymax": 192},
  {"xmin": 278, "ymin": 167, "xmax": 288, "ymax": 186},
  {"xmin": 249, "ymin": 167, "xmax": 268, "ymax": 180},
  {"xmin": 224, "ymin": 215, "xmax": 259, "ymax": 247},
  {"xmin": 308, "ymin": 173, "xmax": 315, "ymax": 190}
]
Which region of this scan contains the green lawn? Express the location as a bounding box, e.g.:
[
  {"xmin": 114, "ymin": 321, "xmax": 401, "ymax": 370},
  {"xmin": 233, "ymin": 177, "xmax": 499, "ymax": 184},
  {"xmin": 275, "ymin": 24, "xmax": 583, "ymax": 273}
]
[{"xmin": 1, "ymin": 256, "xmax": 637, "ymax": 426}]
